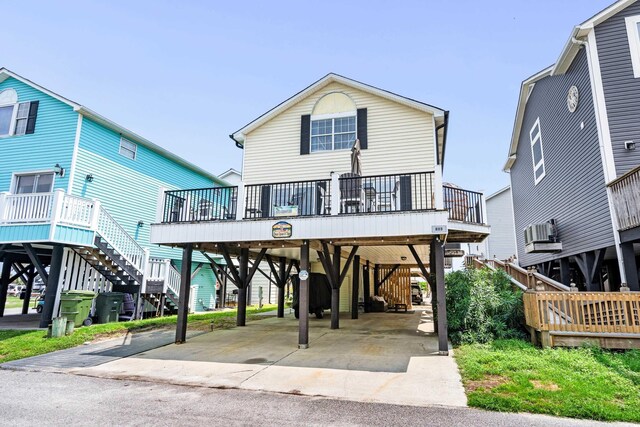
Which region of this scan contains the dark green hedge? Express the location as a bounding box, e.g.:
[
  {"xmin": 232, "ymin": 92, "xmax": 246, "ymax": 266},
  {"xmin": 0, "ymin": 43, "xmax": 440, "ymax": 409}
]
[{"xmin": 445, "ymin": 267, "xmax": 526, "ymax": 345}]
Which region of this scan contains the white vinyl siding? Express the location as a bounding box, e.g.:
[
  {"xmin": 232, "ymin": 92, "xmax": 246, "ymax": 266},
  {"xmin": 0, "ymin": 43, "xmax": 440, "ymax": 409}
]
[
  {"xmin": 119, "ymin": 137, "xmax": 137, "ymax": 160},
  {"xmin": 530, "ymin": 118, "xmax": 546, "ymax": 185},
  {"xmin": 242, "ymin": 81, "xmax": 436, "ymax": 184}
]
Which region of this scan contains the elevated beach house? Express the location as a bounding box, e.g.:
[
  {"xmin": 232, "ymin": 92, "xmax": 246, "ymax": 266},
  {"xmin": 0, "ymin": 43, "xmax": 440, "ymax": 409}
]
[
  {"xmin": 0, "ymin": 68, "xmax": 226, "ymax": 327},
  {"xmin": 505, "ymin": 0, "xmax": 640, "ymax": 292},
  {"xmin": 151, "ymin": 73, "xmax": 489, "ymax": 352}
]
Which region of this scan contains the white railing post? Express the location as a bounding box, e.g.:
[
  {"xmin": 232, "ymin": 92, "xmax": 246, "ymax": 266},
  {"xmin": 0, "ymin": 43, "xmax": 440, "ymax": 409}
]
[
  {"xmin": 0, "ymin": 192, "xmax": 9, "ymax": 222},
  {"xmin": 90, "ymin": 199, "xmax": 101, "ymax": 231},
  {"xmin": 330, "ymin": 172, "xmax": 340, "ymax": 216},
  {"xmin": 163, "ymin": 259, "xmax": 171, "ymax": 294},
  {"xmin": 48, "ymin": 190, "xmax": 66, "ymax": 240},
  {"xmin": 155, "ymin": 187, "xmax": 166, "ymax": 223},
  {"xmin": 434, "ymin": 166, "xmax": 444, "ymax": 210},
  {"xmin": 235, "ymin": 183, "xmax": 245, "ymax": 221},
  {"xmin": 141, "ymin": 248, "xmax": 150, "ymax": 293}
]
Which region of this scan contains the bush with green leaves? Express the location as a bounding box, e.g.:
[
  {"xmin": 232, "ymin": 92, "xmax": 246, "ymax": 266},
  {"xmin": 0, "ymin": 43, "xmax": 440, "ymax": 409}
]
[{"xmin": 445, "ymin": 267, "xmax": 526, "ymax": 345}]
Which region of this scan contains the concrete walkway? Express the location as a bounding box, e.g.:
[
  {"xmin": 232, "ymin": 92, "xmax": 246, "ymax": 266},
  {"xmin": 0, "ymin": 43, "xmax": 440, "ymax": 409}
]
[{"xmin": 72, "ymin": 308, "xmax": 468, "ymax": 407}]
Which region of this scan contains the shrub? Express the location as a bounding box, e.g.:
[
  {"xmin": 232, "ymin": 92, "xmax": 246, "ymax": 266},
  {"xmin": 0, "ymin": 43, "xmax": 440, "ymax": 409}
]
[{"xmin": 445, "ymin": 267, "xmax": 526, "ymax": 345}]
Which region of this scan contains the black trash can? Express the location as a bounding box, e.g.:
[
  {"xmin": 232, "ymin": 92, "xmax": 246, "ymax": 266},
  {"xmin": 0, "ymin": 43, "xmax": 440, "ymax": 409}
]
[{"xmin": 95, "ymin": 292, "xmax": 124, "ymax": 324}]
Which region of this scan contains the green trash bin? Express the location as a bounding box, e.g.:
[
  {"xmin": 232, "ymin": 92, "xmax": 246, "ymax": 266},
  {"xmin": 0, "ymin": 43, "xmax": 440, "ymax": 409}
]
[
  {"xmin": 59, "ymin": 290, "xmax": 96, "ymax": 327},
  {"xmin": 95, "ymin": 292, "xmax": 124, "ymax": 324}
]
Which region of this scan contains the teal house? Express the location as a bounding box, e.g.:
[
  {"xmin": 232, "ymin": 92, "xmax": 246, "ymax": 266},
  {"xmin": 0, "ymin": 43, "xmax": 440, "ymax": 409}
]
[{"xmin": 0, "ymin": 68, "xmax": 226, "ymax": 326}]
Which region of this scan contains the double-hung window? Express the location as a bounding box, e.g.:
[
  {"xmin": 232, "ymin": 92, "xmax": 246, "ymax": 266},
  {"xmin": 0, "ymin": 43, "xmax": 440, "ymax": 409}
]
[
  {"xmin": 530, "ymin": 118, "xmax": 546, "ymax": 184},
  {"xmin": 310, "ymin": 114, "xmax": 356, "ymax": 152},
  {"xmin": 14, "ymin": 102, "xmax": 30, "ymax": 135},
  {"xmin": 119, "ymin": 137, "xmax": 137, "ymax": 160},
  {"xmin": 14, "ymin": 172, "xmax": 54, "ymax": 194}
]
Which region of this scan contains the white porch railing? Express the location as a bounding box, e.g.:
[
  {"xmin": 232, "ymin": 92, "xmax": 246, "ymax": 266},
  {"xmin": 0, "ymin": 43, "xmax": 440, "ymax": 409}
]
[
  {"xmin": 0, "ymin": 192, "xmax": 53, "ymax": 223},
  {"xmin": 96, "ymin": 207, "xmax": 146, "ymax": 272},
  {"xmin": 59, "ymin": 195, "xmax": 95, "ymax": 228},
  {"xmin": 147, "ymin": 258, "xmax": 181, "ymax": 296}
]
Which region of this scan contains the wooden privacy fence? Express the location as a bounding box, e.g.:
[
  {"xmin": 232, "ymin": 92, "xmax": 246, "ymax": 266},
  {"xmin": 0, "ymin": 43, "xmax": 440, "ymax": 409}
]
[{"xmin": 523, "ymin": 291, "xmax": 640, "ymax": 334}]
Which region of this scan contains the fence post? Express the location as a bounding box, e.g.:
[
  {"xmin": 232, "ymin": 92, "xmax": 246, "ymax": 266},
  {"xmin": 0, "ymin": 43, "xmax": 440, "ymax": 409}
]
[
  {"xmin": 235, "ymin": 183, "xmax": 245, "ymax": 220},
  {"xmin": 141, "ymin": 248, "xmax": 150, "ymax": 293},
  {"xmin": 330, "ymin": 172, "xmax": 340, "ymax": 215},
  {"xmin": 164, "ymin": 259, "xmax": 171, "ymax": 294}
]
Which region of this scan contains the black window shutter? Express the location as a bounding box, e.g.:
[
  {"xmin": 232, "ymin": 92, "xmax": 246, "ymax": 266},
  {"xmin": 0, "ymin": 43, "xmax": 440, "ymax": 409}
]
[
  {"xmin": 25, "ymin": 101, "xmax": 39, "ymax": 134},
  {"xmin": 300, "ymin": 114, "xmax": 311, "ymax": 155},
  {"xmin": 357, "ymin": 108, "xmax": 367, "ymax": 149}
]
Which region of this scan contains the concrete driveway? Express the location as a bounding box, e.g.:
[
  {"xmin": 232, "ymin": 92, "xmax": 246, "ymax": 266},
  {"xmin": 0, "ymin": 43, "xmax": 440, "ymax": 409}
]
[{"xmin": 73, "ymin": 307, "xmax": 467, "ymax": 407}]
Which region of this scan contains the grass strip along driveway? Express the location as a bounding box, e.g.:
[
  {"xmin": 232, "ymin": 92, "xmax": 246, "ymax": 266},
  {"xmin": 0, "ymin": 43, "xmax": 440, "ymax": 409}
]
[
  {"xmin": 0, "ymin": 305, "xmax": 276, "ymax": 364},
  {"xmin": 455, "ymin": 339, "xmax": 640, "ymax": 423}
]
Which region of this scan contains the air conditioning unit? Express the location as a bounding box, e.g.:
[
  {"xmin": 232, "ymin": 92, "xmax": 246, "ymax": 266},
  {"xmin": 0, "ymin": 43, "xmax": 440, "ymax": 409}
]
[{"xmin": 524, "ymin": 222, "xmax": 556, "ymax": 245}]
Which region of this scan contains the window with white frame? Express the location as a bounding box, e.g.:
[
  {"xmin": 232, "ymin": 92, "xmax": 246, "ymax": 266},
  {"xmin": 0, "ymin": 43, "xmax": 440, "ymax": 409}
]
[
  {"xmin": 625, "ymin": 15, "xmax": 640, "ymax": 78},
  {"xmin": 530, "ymin": 118, "xmax": 546, "ymax": 184},
  {"xmin": 119, "ymin": 137, "xmax": 137, "ymax": 160},
  {"xmin": 14, "ymin": 172, "xmax": 54, "ymax": 194},
  {"xmin": 14, "ymin": 102, "xmax": 30, "ymax": 135},
  {"xmin": 310, "ymin": 114, "xmax": 356, "ymax": 152},
  {"xmin": 0, "ymin": 88, "xmax": 18, "ymax": 137}
]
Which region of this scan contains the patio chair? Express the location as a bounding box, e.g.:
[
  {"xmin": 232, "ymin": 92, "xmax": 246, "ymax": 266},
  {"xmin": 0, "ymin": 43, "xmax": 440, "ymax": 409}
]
[
  {"xmin": 340, "ymin": 173, "xmax": 365, "ymax": 213},
  {"xmin": 377, "ymin": 180, "xmax": 400, "ymax": 211}
]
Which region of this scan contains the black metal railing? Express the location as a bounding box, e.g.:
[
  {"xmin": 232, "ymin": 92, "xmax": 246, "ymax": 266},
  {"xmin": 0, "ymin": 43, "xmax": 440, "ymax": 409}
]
[
  {"xmin": 244, "ymin": 179, "xmax": 332, "ymax": 219},
  {"xmin": 338, "ymin": 171, "xmax": 435, "ymax": 214},
  {"xmin": 443, "ymin": 185, "xmax": 484, "ymax": 224},
  {"xmin": 162, "ymin": 186, "xmax": 238, "ymax": 223}
]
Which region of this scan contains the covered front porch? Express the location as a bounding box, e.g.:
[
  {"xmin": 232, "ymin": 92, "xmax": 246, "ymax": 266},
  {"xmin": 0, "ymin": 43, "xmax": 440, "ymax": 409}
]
[{"xmin": 151, "ymin": 209, "xmax": 489, "ymax": 354}]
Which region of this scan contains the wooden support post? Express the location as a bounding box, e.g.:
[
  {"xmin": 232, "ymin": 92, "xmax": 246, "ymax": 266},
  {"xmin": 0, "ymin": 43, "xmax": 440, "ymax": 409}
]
[
  {"xmin": 331, "ymin": 245, "xmax": 341, "ymax": 330},
  {"xmin": 363, "ymin": 261, "xmax": 371, "ymax": 313},
  {"xmin": 373, "ymin": 264, "xmax": 380, "ymax": 296},
  {"xmin": 236, "ymin": 248, "xmax": 249, "ymax": 326},
  {"xmin": 429, "ymin": 243, "xmax": 438, "ymax": 333},
  {"xmin": 620, "ymin": 242, "xmax": 639, "ymax": 291},
  {"xmin": 351, "ymin": 255, "xmax": 360, "ymax": 319},
  {"xmin": 39, "ymin": 245, "xmax": 64, "ymax": 328},
  {"xmin": 21, "ymin": 266, "xmax": 35, "ymax": 315},
  {"xmin": 433, "ymin": 239, "xmax": 449, "ymax": 355},
  {"xmin": 277, "ymin": 257, "xmax": 286, "ymax": 318},
  {"xmin": 175, "ymin": 243, "xmax": 193, "ymax": 343},
  {"xmin": 559, "ymin": 257, "xmax": 571, "ymax": 287},
  {"xmin": 0, "ymin": 256, "xmax": 12, "ymax": 317},
  {"xmin": 299, "ymin": 240, "xmax": 310, "ymax": 348}
]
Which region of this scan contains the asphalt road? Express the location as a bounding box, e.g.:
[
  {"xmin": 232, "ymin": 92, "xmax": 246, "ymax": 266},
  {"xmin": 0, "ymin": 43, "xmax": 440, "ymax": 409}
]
[{"xmin": 0, "ymin": 370, "xmax": 633, "ymax": 427}]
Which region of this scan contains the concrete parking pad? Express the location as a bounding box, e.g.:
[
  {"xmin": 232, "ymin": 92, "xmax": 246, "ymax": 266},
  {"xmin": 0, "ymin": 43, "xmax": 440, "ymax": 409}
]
[{"xmin": 74, "ymin": 308, "xmax": 467, "ymax": 407}]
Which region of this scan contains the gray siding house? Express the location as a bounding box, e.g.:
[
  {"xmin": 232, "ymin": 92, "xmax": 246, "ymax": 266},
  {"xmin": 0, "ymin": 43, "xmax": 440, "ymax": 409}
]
[
  {"xmin": 484, "ymin": 186, "xmax": 517, "ymax": 261},
  {"xmin": 505, "ymin": 0, "xmax": 640, "ymax": 292}
]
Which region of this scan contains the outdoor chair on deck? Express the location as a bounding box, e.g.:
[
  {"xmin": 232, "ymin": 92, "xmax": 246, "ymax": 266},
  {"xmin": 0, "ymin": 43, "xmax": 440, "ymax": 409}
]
[
  {"xmin": 376, "ymin": 180, "xmax": 400, "ymax": 212},
  {"xmin": 340, "ymin": 173, "xmax": 365, "ymax": 213}
]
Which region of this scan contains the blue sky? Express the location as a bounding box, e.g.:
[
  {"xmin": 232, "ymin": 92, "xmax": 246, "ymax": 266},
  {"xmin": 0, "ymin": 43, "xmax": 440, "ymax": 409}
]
[{"xmin": 2, "ymin": 0, "xmax": 613, "ymax": 195}]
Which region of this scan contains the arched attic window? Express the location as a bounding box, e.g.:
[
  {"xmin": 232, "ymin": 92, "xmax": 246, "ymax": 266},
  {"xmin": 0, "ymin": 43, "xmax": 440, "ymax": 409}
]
[{"xmin": 300, "ymin": 92, "xmax": 368, "ymax": 154}]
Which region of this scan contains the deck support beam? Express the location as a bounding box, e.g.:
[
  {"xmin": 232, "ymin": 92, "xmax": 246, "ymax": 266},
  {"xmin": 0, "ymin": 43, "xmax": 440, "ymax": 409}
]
[
  {"xmin": 39, "ymin": 245, "xmax": 64, "ymax": 328},
  {"xmin": 237, "ymin": 248, "xmax": 249, "ymax": 326},
  {"xmin": 331, "ymin": 245, "xmax": 341, "ymax": 329},
  {"xmin": 0, "ymin": 255, "xmax": 12, "ymax": 317},
  {"xmin": 23, "ymin": 244, "xmax": 48, "ymax": 285},
  {"xmin": 363, "ymin": 261, "xmax": 371, "ymax": 313},
  {"xmin": 175, "ymin": 243, "xmax": 193, "ymax": 343},
  {"xmin": 21, "ymin": 266, "xmax": 36, "ymax": 315},
  {"xmin": 432, "ymin": 239, "xmax": 449, "ymax": 355},
  {"xmin": 373, "ymin": 264, "xmax": 380, "ymax": 296},
  {"xmin": 575, "ymin": 249, "xmax": 606, "ymax": 291},
  {"xmin": 620, "ymin": 242, "xmax": 639, "ymax": 291},
  {"xmin": 298, "ymin": 240, "xmax": 310, "ymax": 348},
  {"xmin": 278, "ymin": 257, "xmax": 286, "ymax": 317},
  {"xmin": 351, "ymin": 255, "xmax": 360, "ymax": 319},
  {"xmin": 559, "ymin": 257, "xmax": 571, "ymax": 287}
]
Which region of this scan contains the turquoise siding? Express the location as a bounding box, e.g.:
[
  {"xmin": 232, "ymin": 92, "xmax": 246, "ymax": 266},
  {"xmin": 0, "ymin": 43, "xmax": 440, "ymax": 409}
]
[
  {"xmin": 53, "ymin": 225, "xmax": 95, "ymax": 246},
  {"xmin": 174, "ymin": 261, "xmax": 217, "ymax": 312},
  {"xmin": 74, "ymin": 117, "xmax": 217, "ymax": 260},
  {"xmin": 0, "ymin": 77, "xmax": 76, "ymax": 192},
  {"xmin": 0, "ymin": 224, "xmax": 50, "ymax": 243}
]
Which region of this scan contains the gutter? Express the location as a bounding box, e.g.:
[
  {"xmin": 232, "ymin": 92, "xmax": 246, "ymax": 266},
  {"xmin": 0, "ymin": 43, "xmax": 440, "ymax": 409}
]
[{"xmin": 230, "ymin": 133, "xmax": 244, "ymax": 149}]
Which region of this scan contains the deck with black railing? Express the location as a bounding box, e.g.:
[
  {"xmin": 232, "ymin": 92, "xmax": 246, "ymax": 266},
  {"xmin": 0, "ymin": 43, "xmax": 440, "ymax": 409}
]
[{"xmin": 160, "ymin": 171, "xmax": 485, "ymax": 225}]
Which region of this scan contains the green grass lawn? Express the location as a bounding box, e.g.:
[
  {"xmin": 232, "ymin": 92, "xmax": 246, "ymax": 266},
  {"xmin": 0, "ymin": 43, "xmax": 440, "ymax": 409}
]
[
  {"xmin": 0, "ymin": 305, "xmax": 276, "ymax": 364},
  {"xmin": 455, "ymin": 339, "xmax": 640, "ymax": 423},
  {"xmin": 4, "ymin": 296, "xmax": 25, "ymax": 310}
]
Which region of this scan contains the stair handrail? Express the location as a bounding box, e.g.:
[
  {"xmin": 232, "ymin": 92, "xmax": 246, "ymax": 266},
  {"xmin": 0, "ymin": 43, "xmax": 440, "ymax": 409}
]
[
  {"xmin": 96, "ymin": 206, "xmax": 146, "ymax": 273},
  {"xmin": 165, "ymin": 262, "xmax": 181, "ymax": 297}
]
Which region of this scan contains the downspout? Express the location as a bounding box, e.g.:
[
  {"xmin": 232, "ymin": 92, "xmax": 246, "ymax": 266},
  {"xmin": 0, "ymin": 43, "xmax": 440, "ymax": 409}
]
[{"xmin": 574, "ymin": 33, "xmax": 628, "ymax": 287}]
